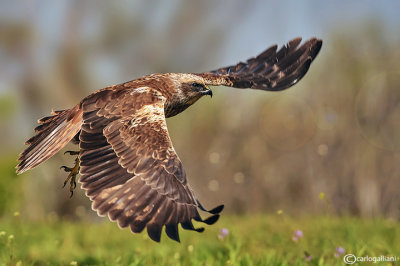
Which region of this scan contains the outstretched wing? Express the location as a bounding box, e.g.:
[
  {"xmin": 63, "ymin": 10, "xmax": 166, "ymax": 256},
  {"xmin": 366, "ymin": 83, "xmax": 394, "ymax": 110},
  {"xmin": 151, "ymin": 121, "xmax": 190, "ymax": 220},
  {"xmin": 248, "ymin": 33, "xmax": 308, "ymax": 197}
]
[
  {"xmin": 79, "ymin": 87, "xmax": 223, "ymax": 242},
  {"xmin": 197, "ymin": 37, "xmax": 322, "ymax": 91}
]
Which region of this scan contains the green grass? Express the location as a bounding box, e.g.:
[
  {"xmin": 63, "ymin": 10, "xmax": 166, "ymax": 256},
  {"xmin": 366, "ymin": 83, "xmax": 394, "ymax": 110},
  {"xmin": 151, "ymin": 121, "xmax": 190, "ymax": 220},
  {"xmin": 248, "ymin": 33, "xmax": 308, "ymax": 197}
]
[{"xmin": 0, "ymin": 213, "xmax": 399, "ymax": 265}]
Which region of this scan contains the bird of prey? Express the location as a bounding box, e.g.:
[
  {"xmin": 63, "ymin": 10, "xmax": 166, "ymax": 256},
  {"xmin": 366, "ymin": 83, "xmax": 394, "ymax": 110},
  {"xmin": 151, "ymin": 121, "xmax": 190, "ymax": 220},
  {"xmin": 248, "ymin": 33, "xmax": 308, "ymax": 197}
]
[{"xmin": 17, "ymin": 37, "xmax": 322, "ymax": 242}]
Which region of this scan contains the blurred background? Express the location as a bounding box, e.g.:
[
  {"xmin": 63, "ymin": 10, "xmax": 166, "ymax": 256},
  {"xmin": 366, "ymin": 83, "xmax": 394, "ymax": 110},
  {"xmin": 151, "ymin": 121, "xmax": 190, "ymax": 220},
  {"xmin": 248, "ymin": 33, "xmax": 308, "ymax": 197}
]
[{"xmin": 1, "ymin": 0, "xmax": 400, "ymax": 223}]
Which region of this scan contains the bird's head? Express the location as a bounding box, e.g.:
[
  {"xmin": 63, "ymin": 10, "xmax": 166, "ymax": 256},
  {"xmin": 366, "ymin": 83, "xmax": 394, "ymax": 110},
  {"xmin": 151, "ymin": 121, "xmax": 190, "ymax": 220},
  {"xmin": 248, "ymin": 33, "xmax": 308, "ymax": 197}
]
[
  {"xmin": 168, "ymin": 73, "xmax": 213, "ymax": 103},
  {"xmin": 162, "ymin": 73, "xmax": 213, "ymax": 117}
]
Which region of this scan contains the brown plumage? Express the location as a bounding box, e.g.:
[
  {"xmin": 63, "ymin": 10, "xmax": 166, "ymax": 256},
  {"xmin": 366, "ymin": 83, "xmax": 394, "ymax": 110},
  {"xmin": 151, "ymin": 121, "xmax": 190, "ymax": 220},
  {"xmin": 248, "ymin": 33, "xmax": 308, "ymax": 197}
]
[{"xmin": 17, "ymin": 37, "xmax": 322, "ymax": 242}]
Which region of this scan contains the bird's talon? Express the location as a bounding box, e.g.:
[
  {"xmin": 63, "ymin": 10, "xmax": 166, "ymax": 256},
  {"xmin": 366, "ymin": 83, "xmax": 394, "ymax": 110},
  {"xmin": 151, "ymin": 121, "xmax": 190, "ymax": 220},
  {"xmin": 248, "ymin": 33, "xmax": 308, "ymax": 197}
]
[
  {"xmin": 64, "ymin": 150, "xmax": 80, "ymax": 156},
  {"xmin": 61, "ymin": 157, "xmax": 80, "ymax": 198},
  {"xmin": 60, "ymin": 165, "xmax": 72, "ymax": 171}
]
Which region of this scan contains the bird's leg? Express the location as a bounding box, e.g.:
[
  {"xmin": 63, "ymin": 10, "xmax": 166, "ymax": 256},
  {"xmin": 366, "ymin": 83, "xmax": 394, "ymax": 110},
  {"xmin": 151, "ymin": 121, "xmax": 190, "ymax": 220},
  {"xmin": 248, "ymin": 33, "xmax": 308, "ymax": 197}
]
[{"xmin": 60, "ymin": 151, "xmax": 80, "ymax": 198}]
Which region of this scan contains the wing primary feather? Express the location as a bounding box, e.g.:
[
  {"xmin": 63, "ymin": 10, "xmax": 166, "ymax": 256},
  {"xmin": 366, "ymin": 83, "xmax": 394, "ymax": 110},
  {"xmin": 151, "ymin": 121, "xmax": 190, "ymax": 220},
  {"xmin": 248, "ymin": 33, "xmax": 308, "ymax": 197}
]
[
  {"xmin": 146, "ymin": 223, "xmax": 163, "ymax": 242},
  {"xmin": 196, "ymin": 37, "xmax": 322, "ymax": 92},
  {"xmin": 202, "ymin": 214, "xmax": 220, "ymax": 225},
  {"xmin": 165, "ymin": 223, "xmax": 180, "ymax": 242}
]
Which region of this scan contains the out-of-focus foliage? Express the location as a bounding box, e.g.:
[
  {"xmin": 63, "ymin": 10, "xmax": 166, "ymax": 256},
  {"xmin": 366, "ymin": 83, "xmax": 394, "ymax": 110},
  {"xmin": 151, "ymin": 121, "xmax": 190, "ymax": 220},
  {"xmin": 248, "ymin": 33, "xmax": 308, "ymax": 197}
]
[
  {"xmin": 0, "ymin": 156, "xmax": 22, "ymax": 215},
  {"xmin": 0, "ymin": 213, "xmax": 399, "ymax": 265},
  {"xmin": 0, "ymin": 2, "xmax": 399, "ymax": 222},
  {"xmin": 0, "ymin": 96, "xmax": 15, "ymax": 121}
]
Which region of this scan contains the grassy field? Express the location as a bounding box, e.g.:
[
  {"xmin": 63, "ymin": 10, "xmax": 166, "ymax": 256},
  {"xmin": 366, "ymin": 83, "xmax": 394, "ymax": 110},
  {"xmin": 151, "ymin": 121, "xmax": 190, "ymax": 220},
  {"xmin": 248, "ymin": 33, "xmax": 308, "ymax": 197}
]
[{"xmin": 0, "ymin": 213, "xmax": 399, "ymax": 265}]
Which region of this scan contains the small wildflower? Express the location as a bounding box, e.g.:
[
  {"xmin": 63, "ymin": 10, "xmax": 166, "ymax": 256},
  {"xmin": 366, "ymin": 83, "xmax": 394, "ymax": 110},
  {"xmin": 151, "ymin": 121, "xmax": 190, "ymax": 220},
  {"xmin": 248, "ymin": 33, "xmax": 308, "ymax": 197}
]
[
  {"xmin": 135, "ymin": 247, "xmax": 141, "ymax": 255},
  {"xmin": 218, "ymin": 228, "xmax": 229, "ymax": 240},
  {"xmin": 319, "ymin": 192, "xmax": 326, "ymax": 201},
  {"xmin": 335, "ymin": 246, "xmax": 345, "ymax": 257},
  {"xmin": 292, "ymin": 229, "xmax": 303, "ymax": 242},
  {"xmin": 304, "ymin": 251, "xmax": 312, "ymax": 261},
  {"xmin": 277, "ymin": 209, "xmax": 283, "ymax": 215},
  {"xmin": 7, "ymin": 234, "xmax": 14, "ymax": 245},
  {"xmin": 294, "ymin": 230, "xmax": 303, "ymax": 238},
  {"xmin": 174, "ymin": 252, "xmax": 180, "ymax": 260},
  {"xmin": 0, "ymin": 231, "xmax": 6, "ymax": 237},
  {"xmin": 70, "ymin": 261, "xmax": 78, "ymax": 266},
  {"xmin": 187, "ymin": 245, "xmax": 194, "ymax": 253},
  {"xmin": 13, "ymin": 211, "xmax": 20, "ymax": 217}
]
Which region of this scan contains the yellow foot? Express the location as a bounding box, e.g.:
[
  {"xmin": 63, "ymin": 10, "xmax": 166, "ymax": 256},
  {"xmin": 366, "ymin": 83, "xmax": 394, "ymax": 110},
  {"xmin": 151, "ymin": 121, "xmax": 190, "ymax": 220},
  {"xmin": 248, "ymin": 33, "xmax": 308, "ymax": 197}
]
[{"xmin": 60, "ymin": 155, "xmax": 80, "ymax": 198}]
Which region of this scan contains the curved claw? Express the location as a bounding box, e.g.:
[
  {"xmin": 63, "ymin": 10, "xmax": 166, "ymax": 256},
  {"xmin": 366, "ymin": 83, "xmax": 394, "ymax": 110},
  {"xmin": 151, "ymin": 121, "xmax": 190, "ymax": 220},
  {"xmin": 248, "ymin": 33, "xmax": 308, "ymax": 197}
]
[
  {"xmin": 64, "ymin": 150, "xmax": 79, "ymax": 156},
  {"xmin": 63, "ymin": 179, "xmax": 68, "ymax": 188},
  {"xmin": 60, "ymin": 166, "xmax": 72, "ymax": 172}
]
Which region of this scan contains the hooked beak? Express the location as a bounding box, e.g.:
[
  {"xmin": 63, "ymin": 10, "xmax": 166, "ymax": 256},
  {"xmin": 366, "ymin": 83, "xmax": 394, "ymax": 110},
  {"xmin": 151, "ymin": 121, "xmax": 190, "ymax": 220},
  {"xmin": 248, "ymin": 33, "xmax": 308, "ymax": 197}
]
[{"xmin": 202, "ymin": 85, "xmax": 213, "ymax": 98}]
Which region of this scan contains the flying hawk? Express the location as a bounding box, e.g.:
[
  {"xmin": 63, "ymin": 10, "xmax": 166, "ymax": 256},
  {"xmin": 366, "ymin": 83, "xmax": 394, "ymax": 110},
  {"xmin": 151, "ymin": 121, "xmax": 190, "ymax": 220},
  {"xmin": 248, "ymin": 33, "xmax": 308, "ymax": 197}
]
[{"xmin": 17, "ymin": 37, "xmax": 322, "ymax": 242}]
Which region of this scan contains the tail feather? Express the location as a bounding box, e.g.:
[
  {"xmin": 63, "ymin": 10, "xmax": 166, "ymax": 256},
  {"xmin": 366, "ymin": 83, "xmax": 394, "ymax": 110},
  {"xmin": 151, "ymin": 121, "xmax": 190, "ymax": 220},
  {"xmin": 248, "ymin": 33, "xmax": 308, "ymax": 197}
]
[{"xmin": 17, "ymin": 106, "xmax": 83, "ymax": 174}]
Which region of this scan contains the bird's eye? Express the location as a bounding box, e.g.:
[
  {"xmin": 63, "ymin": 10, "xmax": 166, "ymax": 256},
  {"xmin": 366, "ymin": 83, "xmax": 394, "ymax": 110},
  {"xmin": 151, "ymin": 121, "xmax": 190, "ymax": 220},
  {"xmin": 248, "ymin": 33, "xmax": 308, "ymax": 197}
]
[{"xmin": 191, "ymin": 82, "xmax": 203, "ymax": 88}]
